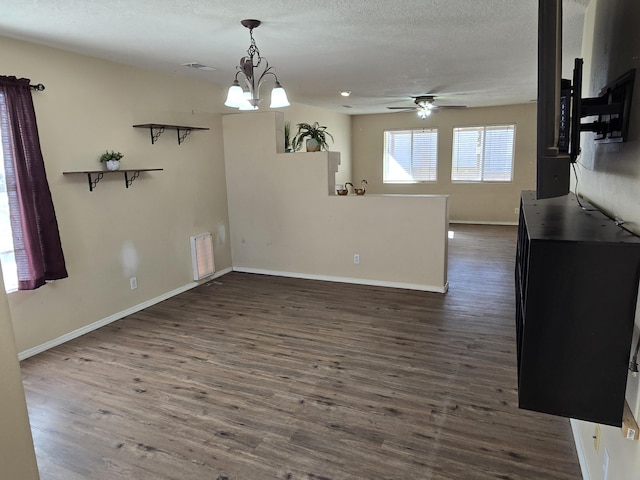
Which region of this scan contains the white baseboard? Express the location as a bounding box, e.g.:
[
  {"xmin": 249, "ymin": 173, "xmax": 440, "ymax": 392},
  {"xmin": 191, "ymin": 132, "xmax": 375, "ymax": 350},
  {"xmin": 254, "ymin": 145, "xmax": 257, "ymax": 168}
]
[
  {"xmin": 450, "ymin": 220, "xmax": 518, "ymax": 226},
  {"xmin": 570, "ymin": 419, "xmax": 590, "ymax": 480},
  {"xmin": 18, "ymin": 267, "xmax": 233, "ymax": 361},
  {"xmin": 232, "ymin": 267, "xmax": 449, "ymax": 293}
]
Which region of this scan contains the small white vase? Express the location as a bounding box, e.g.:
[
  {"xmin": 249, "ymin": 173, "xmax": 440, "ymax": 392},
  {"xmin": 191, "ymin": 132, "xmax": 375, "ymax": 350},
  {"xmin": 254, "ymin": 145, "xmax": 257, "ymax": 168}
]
[{"xmin": 105, "ymin": 160, "xmax": 120, "ymax": 171}]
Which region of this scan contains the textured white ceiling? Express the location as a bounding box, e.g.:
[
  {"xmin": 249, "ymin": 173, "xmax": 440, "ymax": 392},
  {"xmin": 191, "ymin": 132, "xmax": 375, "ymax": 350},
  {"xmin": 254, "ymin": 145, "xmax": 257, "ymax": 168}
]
[{"xmin": 0, "ymin": 0, "xmax": 590, "ymax": 114}]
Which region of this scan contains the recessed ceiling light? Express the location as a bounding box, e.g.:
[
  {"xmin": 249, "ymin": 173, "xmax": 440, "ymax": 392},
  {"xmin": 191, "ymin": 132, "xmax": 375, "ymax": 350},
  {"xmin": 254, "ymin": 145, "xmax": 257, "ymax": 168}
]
[
  {"xmin": 340, "ymin": 90, "xmax": 351, "ymax": 97},
  {"xmin": 182, "ymin": 62, "xmax": 216, "ymax": 71}
]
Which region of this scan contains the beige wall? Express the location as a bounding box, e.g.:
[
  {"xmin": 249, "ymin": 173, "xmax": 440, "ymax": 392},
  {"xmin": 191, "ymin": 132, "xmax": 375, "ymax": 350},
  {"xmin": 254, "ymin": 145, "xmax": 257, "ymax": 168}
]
[
  {"xmin": 571, "ymin": 1, "xmax": 640, "ymax": 478},
  {"xmin": 0, "ymin": 273, "xmax": 39, "ymax": 479},
  {"xmin": 351, "ymin": 104, "xmax": 537, "ymax": 224},
  {"xmin": 223, "ymin": 111, "xmax": 449, "ymax": 292},
  {"xmin": 1, "ymin": 35, "xmax": 233, "ymax": 354}
]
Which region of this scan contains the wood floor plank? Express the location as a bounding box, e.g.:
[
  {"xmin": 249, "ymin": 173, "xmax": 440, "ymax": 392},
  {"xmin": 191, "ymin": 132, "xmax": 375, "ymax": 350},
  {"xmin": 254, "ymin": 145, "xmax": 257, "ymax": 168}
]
[{"xmin": 20, "ymin": 224, "xmax": 581, "ymax": 479}]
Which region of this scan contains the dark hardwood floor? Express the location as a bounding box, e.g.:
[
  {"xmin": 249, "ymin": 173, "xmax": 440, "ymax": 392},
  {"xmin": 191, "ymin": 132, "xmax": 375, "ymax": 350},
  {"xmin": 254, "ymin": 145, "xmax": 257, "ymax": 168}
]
[{"xmin": 20, "ymin": 224, "xmax": 582, "ymax": 479}]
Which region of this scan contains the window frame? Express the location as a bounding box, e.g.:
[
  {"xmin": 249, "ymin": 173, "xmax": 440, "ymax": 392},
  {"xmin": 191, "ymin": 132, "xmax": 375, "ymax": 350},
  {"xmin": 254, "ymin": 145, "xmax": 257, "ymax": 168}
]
[
  {"xmin": 383, "ymin": 127, "xmax": 439, "ymax": 184},
  {"xmin": 451, "ymin": 124, "xmax": 516, "ymax": 183}
]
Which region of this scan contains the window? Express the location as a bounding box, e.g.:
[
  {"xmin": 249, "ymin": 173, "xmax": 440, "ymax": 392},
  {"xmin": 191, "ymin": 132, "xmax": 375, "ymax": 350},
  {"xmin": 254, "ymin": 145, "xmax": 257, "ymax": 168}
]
[
  {"xmin": 452, "ymin": 125, "xmax": 515, "ymax": 182},
  {"xmin": 383, "ymin": 128, "xmax": 438, "ymax": 183},
  {"xmin": 0, "ymin": 118, "xmax": 16, "ymax": 291}
]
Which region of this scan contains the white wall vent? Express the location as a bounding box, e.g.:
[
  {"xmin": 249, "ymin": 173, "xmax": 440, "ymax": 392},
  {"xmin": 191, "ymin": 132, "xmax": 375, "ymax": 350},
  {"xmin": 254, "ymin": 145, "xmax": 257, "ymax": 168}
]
[{"xmin": 190, "ymin": 233, "xmax": 215, "ymax": 281}]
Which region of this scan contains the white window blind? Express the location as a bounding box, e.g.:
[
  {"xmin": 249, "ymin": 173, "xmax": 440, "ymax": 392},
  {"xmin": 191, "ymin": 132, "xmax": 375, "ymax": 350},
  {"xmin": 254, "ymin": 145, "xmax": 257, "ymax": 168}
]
[
  {"xmin": 452, "ymin": 125, "xmax": 515, "ymax": 182},
  {"xmin": 383, "ymin": 128, "xmax": 438, "ymax": 183},
  {"xmin": 0, "ymin": 95, "xmax": 17, "ymax": 291}
]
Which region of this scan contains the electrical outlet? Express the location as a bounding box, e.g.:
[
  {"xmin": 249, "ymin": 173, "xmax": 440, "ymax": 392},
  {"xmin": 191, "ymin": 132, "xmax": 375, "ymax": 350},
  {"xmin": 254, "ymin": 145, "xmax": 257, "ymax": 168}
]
[
  {"xmin": 515, "ymin": 207, "xmax": 520, "ymax": 215},
  {"xmin": 594, "ymin": 424, "xmax": 601, "ymax": 453},
  {"xmin": 130, "ymin": 277, "xmax": 137, "ymax": 290},
  {"xmin": 353, "ymin": 254, "xmax": 360, "ymax": 264}
]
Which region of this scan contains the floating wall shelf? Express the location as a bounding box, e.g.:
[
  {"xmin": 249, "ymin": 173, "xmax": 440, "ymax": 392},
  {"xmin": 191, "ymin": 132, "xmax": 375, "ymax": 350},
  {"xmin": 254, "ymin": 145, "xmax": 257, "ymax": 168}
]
[
  {"xmin": 132, "ymin": 123, "xmax": 209, "ymax": 145},
  {"xmin": 63, "ymin": 169, "xmax": 163, "ymax": 191}
]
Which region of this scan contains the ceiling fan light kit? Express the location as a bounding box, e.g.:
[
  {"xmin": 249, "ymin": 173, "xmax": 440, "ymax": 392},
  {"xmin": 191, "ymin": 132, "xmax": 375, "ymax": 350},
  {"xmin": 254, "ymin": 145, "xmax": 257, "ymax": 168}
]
[
  {"xmin": 417, "ymin": 106, "xmax": 433, "ymax": 118},
  {"xmin": 225, "ymin": 19, "xmax": 290, "ymax": 110}
]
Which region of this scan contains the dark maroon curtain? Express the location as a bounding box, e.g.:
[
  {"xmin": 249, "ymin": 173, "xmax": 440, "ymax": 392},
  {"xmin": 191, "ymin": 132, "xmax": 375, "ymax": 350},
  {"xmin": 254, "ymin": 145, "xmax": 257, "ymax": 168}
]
[{"xmin": 0, "ymin": 76, "xmax": 67, "ymax": 290}]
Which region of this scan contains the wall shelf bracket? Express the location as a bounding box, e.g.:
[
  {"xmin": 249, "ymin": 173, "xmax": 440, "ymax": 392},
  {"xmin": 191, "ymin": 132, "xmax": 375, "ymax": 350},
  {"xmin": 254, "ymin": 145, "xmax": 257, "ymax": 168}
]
[
  {"xmin": 87, "ymin": 172, "xmax": 104, "ymax": 192},
  {"xmin": 149, "ymin": 126, "xmax": 165, "ymax": 144},
  {"xmin": 124, "ymin": 170, "xmax": 141, "ymax": 188},
  {"xmin": 177, "ymin": 127, "xmax": 192, "ymax": 145}
]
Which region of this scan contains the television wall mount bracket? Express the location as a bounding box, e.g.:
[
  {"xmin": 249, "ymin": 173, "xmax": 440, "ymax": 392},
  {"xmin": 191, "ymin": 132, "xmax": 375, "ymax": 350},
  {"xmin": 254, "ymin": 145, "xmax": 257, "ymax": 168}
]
[{"xmin": 568, "ymin": 58, "xmax": 636, "ymax": 161}]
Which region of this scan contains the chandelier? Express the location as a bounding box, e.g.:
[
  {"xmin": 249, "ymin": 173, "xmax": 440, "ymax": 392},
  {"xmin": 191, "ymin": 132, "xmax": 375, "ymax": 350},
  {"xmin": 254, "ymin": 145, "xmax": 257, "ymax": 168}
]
[{"xmin": 224, "ymin": 19, "xmax": 290, "ymax": 110}]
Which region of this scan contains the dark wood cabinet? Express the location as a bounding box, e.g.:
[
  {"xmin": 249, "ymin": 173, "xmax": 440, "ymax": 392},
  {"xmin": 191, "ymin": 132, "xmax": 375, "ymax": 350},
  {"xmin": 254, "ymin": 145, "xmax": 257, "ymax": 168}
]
[{"xmin": 516, "ymin": 191, "xmax": 640, "ymax": 426}]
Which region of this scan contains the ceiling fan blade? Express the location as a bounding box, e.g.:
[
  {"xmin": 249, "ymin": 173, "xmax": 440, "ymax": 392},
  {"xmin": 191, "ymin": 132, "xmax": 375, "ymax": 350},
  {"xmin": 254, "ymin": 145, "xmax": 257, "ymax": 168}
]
[
  {"xmin": 435, "ymin": 105, "xmax": 467, "ymax": 109},
  {"xmin": 387, "ymin": 106, "xmax": 417, "ymax": 110}
]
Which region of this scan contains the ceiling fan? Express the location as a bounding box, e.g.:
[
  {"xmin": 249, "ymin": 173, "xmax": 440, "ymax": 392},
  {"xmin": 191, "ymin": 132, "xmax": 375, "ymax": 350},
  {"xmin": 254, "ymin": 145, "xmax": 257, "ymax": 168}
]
[{"xmin": 387, "ymin": 96, "xmax": 466, "ymax": 118}]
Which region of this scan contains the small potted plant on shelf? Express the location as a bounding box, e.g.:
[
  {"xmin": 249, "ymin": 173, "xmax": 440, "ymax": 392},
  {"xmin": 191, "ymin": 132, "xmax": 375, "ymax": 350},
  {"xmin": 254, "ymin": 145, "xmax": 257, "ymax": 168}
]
[
  {"xmin": 99, "ymin": 150, "xmax": 124, "ymax": 171},
  {"xmin": 292, "ymin": 122, "xmax": 334, "ymax": 152}
]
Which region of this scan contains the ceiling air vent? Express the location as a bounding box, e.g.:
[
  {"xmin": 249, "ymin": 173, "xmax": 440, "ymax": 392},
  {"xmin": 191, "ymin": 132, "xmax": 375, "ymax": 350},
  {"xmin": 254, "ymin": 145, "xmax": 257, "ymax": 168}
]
[{"xmin": 181, "ymin": 62, "xmax": 216, "ymax": 71}]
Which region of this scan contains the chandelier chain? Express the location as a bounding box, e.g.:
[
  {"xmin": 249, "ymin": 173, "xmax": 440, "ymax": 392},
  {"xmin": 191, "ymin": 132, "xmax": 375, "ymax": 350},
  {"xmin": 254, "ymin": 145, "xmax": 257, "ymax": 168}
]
[{"xmin": 247, "ymin": 28, "xmax": 261, "ymax": 66}]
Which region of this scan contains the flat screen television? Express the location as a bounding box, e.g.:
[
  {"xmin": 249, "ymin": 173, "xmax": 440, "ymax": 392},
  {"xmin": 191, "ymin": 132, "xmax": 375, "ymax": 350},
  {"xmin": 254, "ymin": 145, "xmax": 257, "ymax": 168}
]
[{"xmin": 536, "ymin": 0, "xmax": 571, "ymax": 199}]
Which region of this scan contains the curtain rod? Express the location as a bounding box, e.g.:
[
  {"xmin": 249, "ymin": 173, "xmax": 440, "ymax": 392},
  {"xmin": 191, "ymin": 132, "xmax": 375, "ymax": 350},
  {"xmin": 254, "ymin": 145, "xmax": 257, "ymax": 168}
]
[{"xmin": 29, "ymin": 83, "xmax": 45, "ymax": 91}]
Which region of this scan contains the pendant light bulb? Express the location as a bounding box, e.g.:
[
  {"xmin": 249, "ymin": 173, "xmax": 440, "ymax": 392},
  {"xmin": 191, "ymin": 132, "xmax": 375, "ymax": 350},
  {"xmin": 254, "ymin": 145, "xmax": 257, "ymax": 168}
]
[
  {"xmin": 225, "ymin": 80, "xmax": 245, "ymax": 108},
  {"xmin": 270, "ymin": 81, "xmax": 290, "ymax": 108}
]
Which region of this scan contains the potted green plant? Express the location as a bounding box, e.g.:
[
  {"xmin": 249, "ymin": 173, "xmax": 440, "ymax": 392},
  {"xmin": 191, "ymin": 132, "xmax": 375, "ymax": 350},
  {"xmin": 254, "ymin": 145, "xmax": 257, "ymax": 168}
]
[
  {"xmin": 99, "ymin": 150, "xmax": 123, "ymax": 171},
  {"xmin": 292, "ymin": 122, "xmax": 334, "ymax": 152},
  {"xmin": 284, "ymin": 121, "xmax": 292, "ymax": 152}
]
